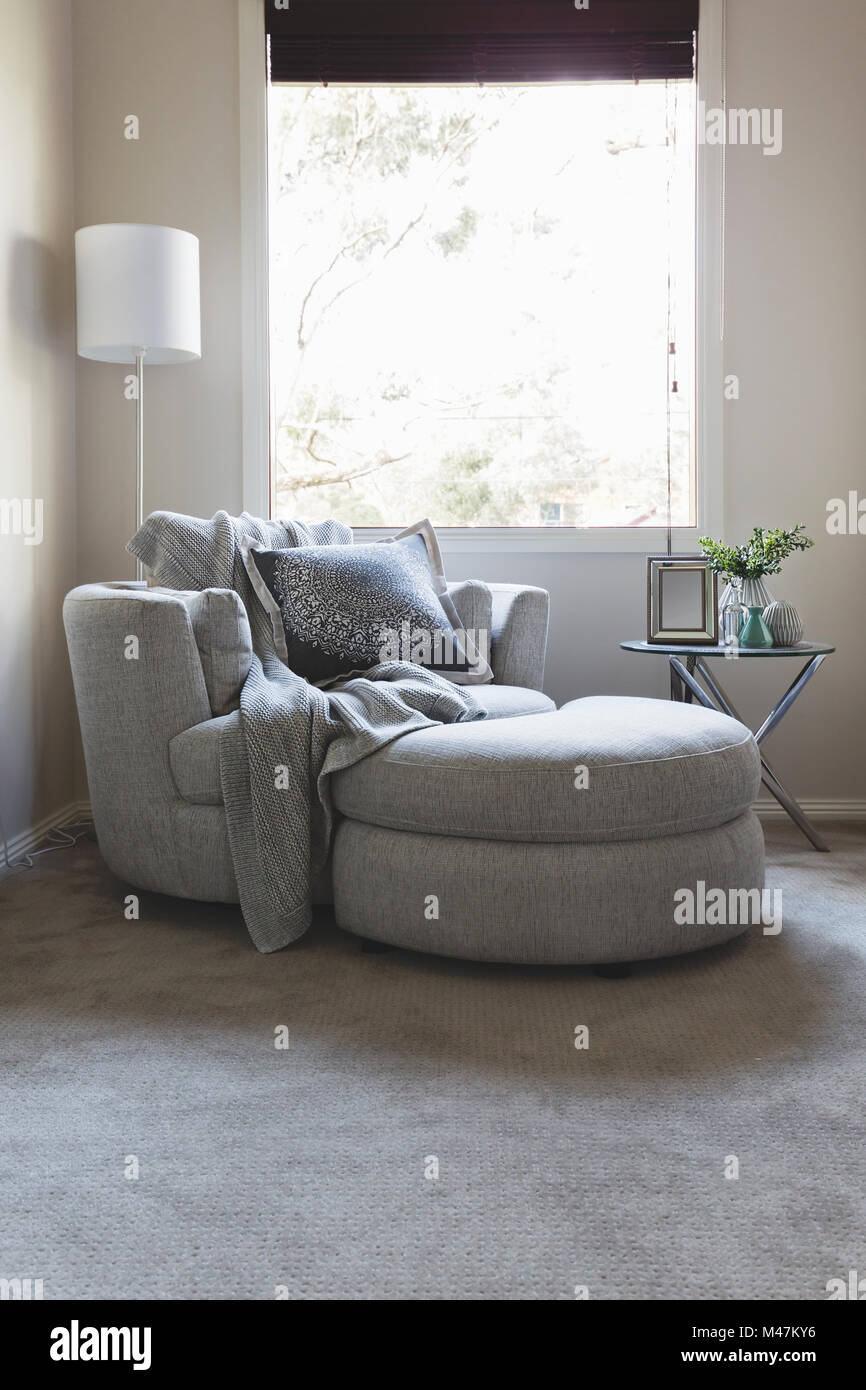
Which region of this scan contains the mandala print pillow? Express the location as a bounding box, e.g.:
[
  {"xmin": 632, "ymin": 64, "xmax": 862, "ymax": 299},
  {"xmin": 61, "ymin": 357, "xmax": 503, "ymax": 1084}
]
[{"xmin": 243, "ymin": 519, "xmax": 492, "ymax": 686}]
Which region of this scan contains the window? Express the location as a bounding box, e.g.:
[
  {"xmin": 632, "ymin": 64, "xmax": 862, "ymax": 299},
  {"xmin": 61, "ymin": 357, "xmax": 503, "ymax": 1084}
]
[
  {"xmin": 268, "ymin": 79, "xmax": 694, "ymax": 529},
  {"xmin": 250, "ymin": 0, "xmax": 716, "ymax": 542}
]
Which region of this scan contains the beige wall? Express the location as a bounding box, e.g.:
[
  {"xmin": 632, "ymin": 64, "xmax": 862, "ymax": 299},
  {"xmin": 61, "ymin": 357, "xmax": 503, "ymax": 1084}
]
[
  {"xmin": 73, "ymin": 0, "xmax": 243, "ymax": 585},
  {"xmin": 69, "ymin": 0, "xmax": 866, "ymax": 805},
  {"xmin": 720, "ymin": 0, "xmax": 866, "ymax": 800},
  {"xmin": 0, "ymin": 0, "xmax": 77, "ymax": 846}
]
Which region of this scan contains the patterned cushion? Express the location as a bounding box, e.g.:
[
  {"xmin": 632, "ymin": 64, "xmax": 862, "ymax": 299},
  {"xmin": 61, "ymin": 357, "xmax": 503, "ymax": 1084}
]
[{"xmin": 243, "ymin": 520, "xmax": 493, "ymax": 686}]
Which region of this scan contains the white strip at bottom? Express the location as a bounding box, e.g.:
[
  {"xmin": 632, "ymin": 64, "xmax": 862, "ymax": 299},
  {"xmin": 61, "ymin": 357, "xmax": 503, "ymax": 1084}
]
[
  {"xmin": 754, "ymin": 799, "xmax": 866, "ymax": 822},
  {"xmin": 1, "ymin": 800, "xmax": 93, "ymax": 868}
]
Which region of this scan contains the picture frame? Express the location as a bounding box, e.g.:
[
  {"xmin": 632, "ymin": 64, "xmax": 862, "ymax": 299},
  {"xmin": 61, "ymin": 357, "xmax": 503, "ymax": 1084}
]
[{"xmin": 646, "ymin": 554, "xmax": 719, "ymax": 646}]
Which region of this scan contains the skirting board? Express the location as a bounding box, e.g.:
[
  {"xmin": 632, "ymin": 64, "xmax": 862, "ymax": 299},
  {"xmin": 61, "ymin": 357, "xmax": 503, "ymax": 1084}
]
[
  {"xmin": 753, "ymin": 799, "xmax": 866, "ymax": 822},
  {"xmin": 1, "ymin": 800, "xmax": 93, "ymax": 868}
]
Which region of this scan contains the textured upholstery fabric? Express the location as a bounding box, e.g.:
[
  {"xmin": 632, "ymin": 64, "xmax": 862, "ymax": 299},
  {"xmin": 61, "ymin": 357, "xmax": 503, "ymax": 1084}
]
[
  {"xmin": 65, "ymin": 560, "xmax": 553, "ymax": 940},
  {"xmin": 169, "ymin": 715, "xmax": 234, "ymax": 805},
  {"xmin": 462, "ymin": 685, "xmax": 555, "ymax": 719},
  {"xmin": 487, "ymin": 583, "xmax": 549, "ymax": 690},
  {"xmin": 174, "ymin": 589, "xmax": 252, "ymax": 717},
  {"xmin": 332, "ymin": 812, "xmax": 765, "ymax": 964},
  {"xmin": 64, "ymin": 569, "xmax": 550, "ymax": 915},
  {"xmin": 126, "ymin": 517, "xmax": 489, "ymax": 950},
  {"xmin": 62, "ymin": 582, "xmax": 235, "ymax": 901},
  {"xmin": 332, "ymin": 695, "xmax": 761, "ymax": 843},
  {"xmin": 127, "ymin": 511, "xmax": 486, "ymax": 952},
  {"xmin": 170, "ymin": 803, "xmax": 239, "ymax": 903},
  {"xmin": 444, "ymin": 579, "xmax": 493, "ymax": 662},
  {"xmin": 168, "ymin": 685, "xmax": 556, "ymax": 810},
  {"xmin": 66, "ymin": 566, "xmax": 764, "ymax": 970}
]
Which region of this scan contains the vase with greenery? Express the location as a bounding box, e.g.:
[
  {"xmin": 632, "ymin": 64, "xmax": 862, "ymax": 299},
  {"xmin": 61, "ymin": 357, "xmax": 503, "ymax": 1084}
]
[{"xmin": 699, "ymin": 525, "xmax": 814, "ymax": 647}]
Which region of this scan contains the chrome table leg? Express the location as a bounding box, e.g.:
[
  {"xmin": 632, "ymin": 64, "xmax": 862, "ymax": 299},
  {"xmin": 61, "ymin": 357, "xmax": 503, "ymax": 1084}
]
[{"xmin": 668, "ymin": 655, "xmax": 831, "ymax": 853}]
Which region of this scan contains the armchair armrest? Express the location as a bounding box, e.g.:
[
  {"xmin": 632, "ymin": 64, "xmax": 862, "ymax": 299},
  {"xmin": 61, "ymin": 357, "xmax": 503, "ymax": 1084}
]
[
  {"xmin": 445, "ymin": 580, "xmax": 549, "ymax": 691},
  {"xmin": 447, "ymin": 578, "xmax": 547, "ymax": 692},
  {"xmin": 487, "ymin": 583, "xmax": 549, "ymax": 690}
]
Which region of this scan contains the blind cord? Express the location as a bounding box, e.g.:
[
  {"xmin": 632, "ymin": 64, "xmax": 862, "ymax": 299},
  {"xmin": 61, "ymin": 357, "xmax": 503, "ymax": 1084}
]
[{"xmin": 664, "ymin": 79, "xmax": 679, "ymax": 555}]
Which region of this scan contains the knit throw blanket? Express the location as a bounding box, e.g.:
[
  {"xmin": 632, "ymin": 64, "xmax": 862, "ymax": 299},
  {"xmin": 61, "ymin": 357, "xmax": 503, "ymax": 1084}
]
[{"xmin": 129, "ymin": 510, "xmax": 485, "ymax": 952}]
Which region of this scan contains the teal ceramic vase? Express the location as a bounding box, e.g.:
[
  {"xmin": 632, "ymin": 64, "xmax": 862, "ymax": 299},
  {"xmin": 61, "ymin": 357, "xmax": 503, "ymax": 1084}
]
[{"xmin": 739, "ymin": 605, "xmax": 774, "ymax": 648}]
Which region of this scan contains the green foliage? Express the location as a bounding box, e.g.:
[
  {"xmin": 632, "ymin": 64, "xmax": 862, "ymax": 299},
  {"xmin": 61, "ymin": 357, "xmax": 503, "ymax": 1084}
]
[
  {"xmin": 434, "ymin": 451, "xmax": 523, "ymax": 526},
  {"xmin": 432, "ymin": 207, "xmax": 478, "ymax": 258},
  {"xmin": 698, "ymin": 525, "xmax": 814, "ymax": 581}
]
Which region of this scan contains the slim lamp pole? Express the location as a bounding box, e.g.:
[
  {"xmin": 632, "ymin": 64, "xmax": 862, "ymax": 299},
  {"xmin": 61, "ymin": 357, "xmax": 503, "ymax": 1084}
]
[{"xmin": 135, "ymin": 348, "xmax": 145, "ymax": 582}]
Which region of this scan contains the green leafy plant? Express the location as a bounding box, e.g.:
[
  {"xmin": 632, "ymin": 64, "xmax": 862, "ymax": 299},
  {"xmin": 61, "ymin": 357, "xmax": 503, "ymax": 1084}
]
[{"xmin": 698, "ymin": 524, "xmax": 814, "ymax": 582}]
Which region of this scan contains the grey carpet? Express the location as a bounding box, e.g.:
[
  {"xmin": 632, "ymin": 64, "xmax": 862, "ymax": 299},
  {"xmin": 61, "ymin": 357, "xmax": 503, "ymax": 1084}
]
[{"xmin": 1, "ymin": 823, "xmax": 865, "ymax": 1301}]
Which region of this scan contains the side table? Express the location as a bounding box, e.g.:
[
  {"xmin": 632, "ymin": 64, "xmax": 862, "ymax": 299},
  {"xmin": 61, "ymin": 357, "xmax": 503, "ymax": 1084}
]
[{"xmin": 620, "ymin": 640, "xmax": 835, "ymax": 852}]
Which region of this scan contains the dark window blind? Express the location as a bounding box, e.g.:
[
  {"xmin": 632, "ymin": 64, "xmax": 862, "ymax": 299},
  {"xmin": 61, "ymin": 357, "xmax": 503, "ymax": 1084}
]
[{"xmin": 266, "ymin": 1, "xmax": 699, "ymax": 86}]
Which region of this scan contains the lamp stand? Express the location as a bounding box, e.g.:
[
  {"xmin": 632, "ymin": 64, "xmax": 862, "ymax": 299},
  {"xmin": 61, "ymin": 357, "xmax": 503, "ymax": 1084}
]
[{"xmin": 135, "ymin": 348, "xmax": 146, "ymax": 582}]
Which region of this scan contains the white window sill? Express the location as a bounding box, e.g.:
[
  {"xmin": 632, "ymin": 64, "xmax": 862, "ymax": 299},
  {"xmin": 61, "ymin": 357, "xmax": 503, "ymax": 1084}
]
[{"xmin": 353, "ymin": 525, "xmax": 708, "ymax": 555}]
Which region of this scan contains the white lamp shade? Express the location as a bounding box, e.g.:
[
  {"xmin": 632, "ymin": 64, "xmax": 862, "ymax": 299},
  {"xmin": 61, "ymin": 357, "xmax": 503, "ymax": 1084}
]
[{"xmin": 75, "ymin": 223, "xmax": 201, "ymax": 364}]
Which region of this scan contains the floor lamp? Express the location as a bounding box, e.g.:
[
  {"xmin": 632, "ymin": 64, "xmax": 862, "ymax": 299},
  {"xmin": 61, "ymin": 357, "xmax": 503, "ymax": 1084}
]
[{"xmin": 75, "ymin": 224, "xmax": 201, "ymax": 580}]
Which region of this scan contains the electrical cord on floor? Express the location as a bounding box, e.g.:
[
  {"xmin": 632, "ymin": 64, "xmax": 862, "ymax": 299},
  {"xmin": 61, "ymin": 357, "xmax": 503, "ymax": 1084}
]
[{"xmin": 0, "ymin": 815, "xmax": 95, "ymax": 876}]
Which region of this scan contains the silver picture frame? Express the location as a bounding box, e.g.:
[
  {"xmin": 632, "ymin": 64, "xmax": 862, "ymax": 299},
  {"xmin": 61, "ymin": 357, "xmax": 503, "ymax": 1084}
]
[{"xmin": 646, "ymin": 554, "xmax": 719, "ymax": 646}]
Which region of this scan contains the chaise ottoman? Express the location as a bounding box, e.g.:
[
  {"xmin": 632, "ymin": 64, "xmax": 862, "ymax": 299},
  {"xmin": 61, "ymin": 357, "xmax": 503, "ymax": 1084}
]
[{"xmin": 331, "ymin": 695, "xmax": 764, "ymax": 964}]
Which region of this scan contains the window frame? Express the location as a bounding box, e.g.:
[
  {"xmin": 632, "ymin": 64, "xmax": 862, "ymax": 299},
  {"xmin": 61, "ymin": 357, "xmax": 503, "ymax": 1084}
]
[{"xmin": 239, "ymin": 0, "xmax": 725, "ymax": 555}]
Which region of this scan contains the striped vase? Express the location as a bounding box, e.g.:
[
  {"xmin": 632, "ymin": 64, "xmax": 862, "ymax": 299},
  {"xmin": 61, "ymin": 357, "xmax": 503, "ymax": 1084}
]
[
  {"xmin": 741, "ymin": 577, "xmax": 774, "ymax": 609},
  {"xmin": 718, "ymin": 577, "xmax": 773, "ymax": 625},
  {"xmin": 762, "ymin": 600, "xmax": 804, "ymax": 648}
]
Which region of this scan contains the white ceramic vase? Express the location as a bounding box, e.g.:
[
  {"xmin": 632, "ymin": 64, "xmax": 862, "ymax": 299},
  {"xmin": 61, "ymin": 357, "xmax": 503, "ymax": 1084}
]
[
  {"xmin": 718, "ymin": 577, "xmax": 774, "ymax": 622},
  {"xmin": 762, "ymin": 599, "xmax": 804, "ymax": 648}
]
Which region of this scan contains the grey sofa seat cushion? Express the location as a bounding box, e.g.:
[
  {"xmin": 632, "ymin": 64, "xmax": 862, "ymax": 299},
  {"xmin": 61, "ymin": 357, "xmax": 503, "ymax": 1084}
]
[
  {"xmin": 331, "ymin": 695, "xmax": 761, "ymax": 843},
  {"xmin": 464, "ymin": 685, "xmax": 554, "ymax": 719},
  {"xmin": 168, "ymin": 686, "xmax": 555, "ymax": 809},
  {"xmin": 169, "ymin": 715, "xmax": 234, "ymax": 805}
]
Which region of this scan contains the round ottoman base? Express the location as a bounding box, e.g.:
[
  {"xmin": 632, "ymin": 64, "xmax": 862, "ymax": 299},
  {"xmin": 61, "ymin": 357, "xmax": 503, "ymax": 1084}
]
[{"xmin": 332, "ymin": 812, "xmax": 765, "ymax": 965}]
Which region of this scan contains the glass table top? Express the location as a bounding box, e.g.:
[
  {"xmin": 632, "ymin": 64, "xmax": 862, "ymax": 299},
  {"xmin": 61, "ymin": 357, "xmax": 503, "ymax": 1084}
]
[{"xmin": 621, "ymin": 640, "xmax": 835, "ymax": 658}]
